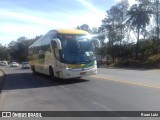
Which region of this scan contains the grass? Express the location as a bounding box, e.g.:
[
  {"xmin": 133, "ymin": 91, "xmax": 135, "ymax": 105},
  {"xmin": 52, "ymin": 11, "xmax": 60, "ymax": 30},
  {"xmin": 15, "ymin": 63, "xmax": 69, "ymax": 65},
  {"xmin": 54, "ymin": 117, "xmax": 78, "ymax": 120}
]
[
  {"xmin": 148, "ymin": 54, "xmax": 160, "ymax": 63},
  {"xmin": 112, "ymin": 54, "xmax": 160, "ymax": 69}
]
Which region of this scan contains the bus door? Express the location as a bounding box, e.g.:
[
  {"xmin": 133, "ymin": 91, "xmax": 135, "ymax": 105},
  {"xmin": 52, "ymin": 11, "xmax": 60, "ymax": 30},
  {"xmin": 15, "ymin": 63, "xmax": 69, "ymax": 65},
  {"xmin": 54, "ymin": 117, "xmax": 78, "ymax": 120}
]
[{"xmin": 53, "ymin": 41, "xmax": 62, "ymax": 78}]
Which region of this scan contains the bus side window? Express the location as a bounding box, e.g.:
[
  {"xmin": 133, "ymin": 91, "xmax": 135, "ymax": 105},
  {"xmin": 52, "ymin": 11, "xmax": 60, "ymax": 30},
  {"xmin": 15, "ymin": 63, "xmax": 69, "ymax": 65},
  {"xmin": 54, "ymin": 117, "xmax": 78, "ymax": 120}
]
[
  {"xmin": 41, "ymin": 36, "xmax": 51, "ymax": 53},
  {"xmin": 28, "ymin": 48, "xmax": 33, "ymax": 60}
]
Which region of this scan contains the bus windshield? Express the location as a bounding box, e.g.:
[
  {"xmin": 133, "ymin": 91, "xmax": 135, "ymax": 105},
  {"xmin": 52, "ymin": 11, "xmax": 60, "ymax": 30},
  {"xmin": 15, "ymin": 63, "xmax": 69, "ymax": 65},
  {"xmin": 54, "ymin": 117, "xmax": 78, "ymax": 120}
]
[{"xmin": 58, "ymin": 34, "xmax": 95, "ymax": 64}]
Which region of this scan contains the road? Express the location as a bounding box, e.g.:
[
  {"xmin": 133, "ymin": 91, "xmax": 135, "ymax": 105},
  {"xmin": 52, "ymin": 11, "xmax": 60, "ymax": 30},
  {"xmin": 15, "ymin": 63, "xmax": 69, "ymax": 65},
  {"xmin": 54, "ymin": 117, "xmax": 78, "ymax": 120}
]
[{"xmin": 0, "ymin": 66, "xmax": 160, "ymax": 120}]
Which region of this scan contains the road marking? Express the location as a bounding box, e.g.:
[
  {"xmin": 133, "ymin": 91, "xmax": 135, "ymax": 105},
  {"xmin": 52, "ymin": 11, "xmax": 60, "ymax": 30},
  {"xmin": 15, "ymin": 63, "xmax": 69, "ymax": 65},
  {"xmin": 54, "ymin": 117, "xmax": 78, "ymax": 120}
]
[
  {"xmin": 0, "ymin": 90, "xmax": 6, "ymax": 111},
  {"xmin": 91, "ymin": 75, "xmax": 160, "ymax": 89},
  {"xmin": 58, "ymin": 86, "xmax": 71, "ymax": 91},
  {"xmin": 151, "ymin": 69, "xmax": 160, "ymax": 74}
]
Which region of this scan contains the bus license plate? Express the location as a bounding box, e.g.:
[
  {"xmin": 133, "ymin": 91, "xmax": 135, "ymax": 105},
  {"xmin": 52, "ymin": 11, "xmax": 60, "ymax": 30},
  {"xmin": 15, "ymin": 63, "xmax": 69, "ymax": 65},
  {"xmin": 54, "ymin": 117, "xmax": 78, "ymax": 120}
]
[{"xmin": 80, "ymin": 72, "xmax": 86, "ymax": 75}]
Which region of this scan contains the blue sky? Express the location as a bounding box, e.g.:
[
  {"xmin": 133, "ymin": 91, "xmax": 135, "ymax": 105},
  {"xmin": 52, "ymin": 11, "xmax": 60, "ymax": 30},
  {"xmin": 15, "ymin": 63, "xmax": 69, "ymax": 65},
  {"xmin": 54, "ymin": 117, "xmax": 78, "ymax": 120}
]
[{"xmin": 0, "ymin": 0, "xmax": 134, "ymax": 45}]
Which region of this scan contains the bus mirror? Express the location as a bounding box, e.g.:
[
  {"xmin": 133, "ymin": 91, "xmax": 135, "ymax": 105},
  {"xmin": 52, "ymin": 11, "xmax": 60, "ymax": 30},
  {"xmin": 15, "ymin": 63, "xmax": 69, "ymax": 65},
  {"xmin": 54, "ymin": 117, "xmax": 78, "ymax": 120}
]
[
  {"xmin": 91, "ymin": 38, "xmax": 100, "ymax": 48},
  {"xmin": 51, "ymin": 39, "xmax": 62, "ymax": 50}
]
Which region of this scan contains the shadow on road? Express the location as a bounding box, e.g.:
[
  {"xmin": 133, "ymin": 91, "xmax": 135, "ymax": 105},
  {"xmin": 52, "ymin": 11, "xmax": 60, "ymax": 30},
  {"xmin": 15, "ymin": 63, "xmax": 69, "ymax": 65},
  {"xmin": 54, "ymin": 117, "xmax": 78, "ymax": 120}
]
[
  {"xmin": 2, "ymin": 72, "xmax": 89, "ymax": 90},
  {"xmin": 98, "ymin": 66, "xmax": 159, "ymax": 71}
]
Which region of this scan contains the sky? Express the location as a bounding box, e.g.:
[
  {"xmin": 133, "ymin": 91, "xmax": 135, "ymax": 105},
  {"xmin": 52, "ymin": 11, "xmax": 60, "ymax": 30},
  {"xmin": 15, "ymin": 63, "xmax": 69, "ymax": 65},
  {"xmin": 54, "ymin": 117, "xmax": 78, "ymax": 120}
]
[{"xmin": 0, "ymin": 0, "xmax": 135, "ymax": 45}]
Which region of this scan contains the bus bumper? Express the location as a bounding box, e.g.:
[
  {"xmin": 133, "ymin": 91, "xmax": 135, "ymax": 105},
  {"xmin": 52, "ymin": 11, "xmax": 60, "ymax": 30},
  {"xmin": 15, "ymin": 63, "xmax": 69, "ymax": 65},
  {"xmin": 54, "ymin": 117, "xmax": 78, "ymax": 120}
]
[{"xmin": 61, "ymin": 66, "xmax": 97, "ymax": 79}]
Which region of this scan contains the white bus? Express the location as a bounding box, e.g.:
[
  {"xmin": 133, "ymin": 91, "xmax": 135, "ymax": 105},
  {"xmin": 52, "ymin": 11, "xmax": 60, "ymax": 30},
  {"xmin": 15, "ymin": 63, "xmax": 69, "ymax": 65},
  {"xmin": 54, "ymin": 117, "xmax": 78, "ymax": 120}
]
[{"xmin": 28, "ymin": 29, "xmax": 100, "ymax": 80}]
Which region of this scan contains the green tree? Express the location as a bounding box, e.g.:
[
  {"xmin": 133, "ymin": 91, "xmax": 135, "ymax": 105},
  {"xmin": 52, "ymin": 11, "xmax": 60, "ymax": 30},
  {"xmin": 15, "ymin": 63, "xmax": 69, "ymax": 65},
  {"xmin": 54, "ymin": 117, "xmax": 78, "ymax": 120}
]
[
  {"xmin": 8, "ymin": 36, "xmax": 40, "ymax": 62},
  {"xmin": 127, "ymin": 4, "xmax": 152, "ymax": 59},
  {"xmin": 152, "ymin": 0, "xmax": 160, "ymax": 53},
  {"xmin": 101, "ymin": 0, "xmax": 129, "ymax": 63},
  {"xmin": 139, "ymin": 39, "xmax": 153, "ymax": 58},
  {"xmin": 102, "ymin": 5, "xmax": 120, "ymax": 63},
  {"xmin": 0, "ymin": 44, "xmax": 10, "ymax": 61},
  {"xmin": 76, "ymin": 24, "xmax": 92, "ymax": 33},
  {"xmin": 115, "ymin": 0, "xmax": 129, "ymax": 45},
  {"xmin": 136, "ymin": 0, "xmax": 160, "ymax": 53}
]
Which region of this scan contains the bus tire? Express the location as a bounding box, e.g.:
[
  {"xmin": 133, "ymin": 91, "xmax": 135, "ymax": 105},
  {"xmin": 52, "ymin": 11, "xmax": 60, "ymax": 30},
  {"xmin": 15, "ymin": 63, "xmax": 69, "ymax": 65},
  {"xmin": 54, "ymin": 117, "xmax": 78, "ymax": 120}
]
[
  {"xmin": 31, "ymin": 65, "xmax": 36, "ymax": 74},
  {"xmin": 49, "ymin": 67, "xmax": 55, "ymax": 80}
]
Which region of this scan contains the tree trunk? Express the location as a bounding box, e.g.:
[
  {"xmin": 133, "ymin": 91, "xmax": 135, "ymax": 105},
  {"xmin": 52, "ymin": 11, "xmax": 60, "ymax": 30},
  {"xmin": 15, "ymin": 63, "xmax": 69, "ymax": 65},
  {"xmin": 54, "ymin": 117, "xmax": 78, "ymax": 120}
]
[{"xmin": 136, "ymin": 28, "xmax": 140, "ymax": 59}]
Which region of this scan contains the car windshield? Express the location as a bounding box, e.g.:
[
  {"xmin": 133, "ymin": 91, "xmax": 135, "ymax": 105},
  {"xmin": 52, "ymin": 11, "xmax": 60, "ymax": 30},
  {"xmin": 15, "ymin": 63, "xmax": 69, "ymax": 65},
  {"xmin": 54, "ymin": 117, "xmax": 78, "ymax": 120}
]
[
  {"xmin": 58, "ymin": 34, "xmax": 95, "ymax": 64},
  {"xmin": 23, "ymin": 62, "xmax": 29, "ymax": 64}
]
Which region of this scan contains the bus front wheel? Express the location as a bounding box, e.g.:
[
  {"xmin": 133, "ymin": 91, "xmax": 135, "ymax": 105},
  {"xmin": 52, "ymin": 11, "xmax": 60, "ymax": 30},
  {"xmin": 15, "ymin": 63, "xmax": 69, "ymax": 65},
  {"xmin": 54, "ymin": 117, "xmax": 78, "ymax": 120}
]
[
  {"xmin": 49, "ymin": 67, "xmax": 55, "ymax": 80},
  {"xmin": 31, "ymin": 65, "xmax": 36, "ymax": 74}
]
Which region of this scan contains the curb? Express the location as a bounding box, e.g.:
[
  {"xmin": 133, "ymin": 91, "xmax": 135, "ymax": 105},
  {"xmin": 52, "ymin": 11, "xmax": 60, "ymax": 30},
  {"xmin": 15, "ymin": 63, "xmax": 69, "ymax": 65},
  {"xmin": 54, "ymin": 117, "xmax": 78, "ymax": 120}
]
[{"xmin": 0, "ymin": 69, "xmax": 6, "ymax": 94}]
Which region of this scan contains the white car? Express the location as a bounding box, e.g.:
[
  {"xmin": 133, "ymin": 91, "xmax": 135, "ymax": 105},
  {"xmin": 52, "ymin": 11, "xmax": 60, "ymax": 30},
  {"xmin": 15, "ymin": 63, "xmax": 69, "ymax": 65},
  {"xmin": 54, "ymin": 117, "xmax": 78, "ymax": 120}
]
[
  {"xmin": 0, "ymin": 61, "xmax": 8, "ymax": 66},
  {"xmin": 21, "ymin": 62, "xmax": 30, "ymax": 69},
  {"xmin": 10, "ymin": 62, "xmax": 19, "ymax": 67}
]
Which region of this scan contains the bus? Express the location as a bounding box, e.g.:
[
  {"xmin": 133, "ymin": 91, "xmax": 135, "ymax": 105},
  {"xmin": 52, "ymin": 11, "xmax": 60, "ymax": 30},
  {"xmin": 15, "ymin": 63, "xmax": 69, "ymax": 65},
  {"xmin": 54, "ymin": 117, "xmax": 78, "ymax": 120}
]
[{"xmin": 28, "ymin": 29, "xmax": 100, "ymax": 80}]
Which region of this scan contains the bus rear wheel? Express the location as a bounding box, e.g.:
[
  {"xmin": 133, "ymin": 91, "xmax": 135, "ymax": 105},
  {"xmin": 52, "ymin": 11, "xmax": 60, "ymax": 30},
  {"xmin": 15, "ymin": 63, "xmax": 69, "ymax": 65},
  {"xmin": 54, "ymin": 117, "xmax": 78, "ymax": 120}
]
[{"xmin": 49, "ymin": 67, "xmax": 55, "ymax": 80}]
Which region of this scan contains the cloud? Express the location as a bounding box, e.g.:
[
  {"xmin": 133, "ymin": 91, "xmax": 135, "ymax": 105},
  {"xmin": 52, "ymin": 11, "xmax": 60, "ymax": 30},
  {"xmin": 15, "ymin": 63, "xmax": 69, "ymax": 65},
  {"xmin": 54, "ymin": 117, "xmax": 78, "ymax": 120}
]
[
  {"xmin": 75, "ymin": 0, "xmax": 105, "ymax": 26},
  {"xmin": 0, "ymin": 10, "xmax": 71, "ymax": 28},
  {"xmin": 128, "ymin": 0, "xmax": 136, "ymax": 6},
  {"xmin": 0, "ymin": 9, "xmax": 74, "ymax": 45},
  {"xmin": 76, "ymin": 0, "xmax": 105, "ymax": 15},
  {"xmin": 115, "ymin": 0, "xmax": 136, "ymax": 6},
  {"xmin": 0, "ymin": 0, "xmax": 106, "ymax": 45},
  {"xmin": 0, "ymin": 22, "xmax": 48, "ymax": 44}
]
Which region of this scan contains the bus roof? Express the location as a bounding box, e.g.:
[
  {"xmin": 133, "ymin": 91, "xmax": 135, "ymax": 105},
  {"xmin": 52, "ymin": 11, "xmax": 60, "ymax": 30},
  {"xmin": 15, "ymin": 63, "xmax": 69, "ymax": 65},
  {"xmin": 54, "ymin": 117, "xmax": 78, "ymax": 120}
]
[{"xmin": 53, "ymin": 29, "xmax": 89, "ymax": 35}]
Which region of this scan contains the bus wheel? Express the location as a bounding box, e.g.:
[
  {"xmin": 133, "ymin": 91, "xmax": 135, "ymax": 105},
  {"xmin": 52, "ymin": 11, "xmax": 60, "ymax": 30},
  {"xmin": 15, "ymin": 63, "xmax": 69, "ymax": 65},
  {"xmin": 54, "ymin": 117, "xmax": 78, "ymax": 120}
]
[
  {"xmin": 49, "ymin": 67, "xmax": 55, "ymax": 80},
  {"xmin": 32, "ymin": 66, "xmax": 36, "ymax": 74}
]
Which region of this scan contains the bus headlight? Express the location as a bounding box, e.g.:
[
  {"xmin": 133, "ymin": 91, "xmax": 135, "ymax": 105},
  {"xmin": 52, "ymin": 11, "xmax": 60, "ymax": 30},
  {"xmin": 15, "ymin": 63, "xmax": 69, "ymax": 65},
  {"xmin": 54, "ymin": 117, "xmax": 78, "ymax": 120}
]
[
  {"xmin": 65, "ymin": 68, "xmax": 72, "ymax": 70},
  {"xmin": 62, "ymin": 65, "xmax": 72, "ymax": 70}
]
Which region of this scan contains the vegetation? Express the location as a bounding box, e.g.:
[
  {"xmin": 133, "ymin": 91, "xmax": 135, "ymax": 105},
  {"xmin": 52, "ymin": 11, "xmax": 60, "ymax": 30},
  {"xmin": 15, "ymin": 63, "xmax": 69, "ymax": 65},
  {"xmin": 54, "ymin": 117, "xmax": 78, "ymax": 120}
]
[
  {"xmin": 94, "ymin": 0, "xmax": 160, "ymax": 68},
  {"xmin": 0, "ymin": 36, "xmax": 41, "ymax": 62},
  {"xmin": 0, "ymin": 44, "xmax": 10, "ymax": 61},
  {"xmin": 0, "ymin": 0, "xmax": 160, "ymax": 68}
]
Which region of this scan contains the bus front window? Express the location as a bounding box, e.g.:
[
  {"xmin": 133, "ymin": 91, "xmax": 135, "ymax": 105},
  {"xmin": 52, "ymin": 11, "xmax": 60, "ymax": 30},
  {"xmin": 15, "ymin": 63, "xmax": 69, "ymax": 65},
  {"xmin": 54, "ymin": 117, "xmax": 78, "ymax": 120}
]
[
  {"xmin": 58, "ymin": 34, "xmax": 95, "ymax": 64},
  {"xmin": 78, "ymin": 39, "xmax": 95, "ymax": 61}
]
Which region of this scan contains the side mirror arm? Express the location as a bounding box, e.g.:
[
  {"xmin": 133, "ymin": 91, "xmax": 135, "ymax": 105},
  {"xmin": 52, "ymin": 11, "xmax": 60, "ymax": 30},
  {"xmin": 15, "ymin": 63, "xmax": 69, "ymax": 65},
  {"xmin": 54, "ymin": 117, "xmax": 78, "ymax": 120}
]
[{"xmin": 51, "ymin": 39, "xmax": 62, "ymax": 50}]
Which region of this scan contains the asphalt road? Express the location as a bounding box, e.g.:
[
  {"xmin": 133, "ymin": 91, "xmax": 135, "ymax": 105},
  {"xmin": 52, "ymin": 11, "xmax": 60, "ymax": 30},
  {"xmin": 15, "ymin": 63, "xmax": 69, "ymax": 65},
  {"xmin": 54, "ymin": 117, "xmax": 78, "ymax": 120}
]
[{"xmin": 0, "ymin": 66, "xmax": 160, "ymax": 120}]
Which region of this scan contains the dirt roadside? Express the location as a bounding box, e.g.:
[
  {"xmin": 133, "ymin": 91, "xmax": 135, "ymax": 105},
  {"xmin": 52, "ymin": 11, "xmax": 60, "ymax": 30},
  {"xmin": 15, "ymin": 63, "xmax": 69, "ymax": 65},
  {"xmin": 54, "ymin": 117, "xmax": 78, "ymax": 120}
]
[{"xmin": 0, "ymin": 69, "xmax": 6, "ymax": 93}]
